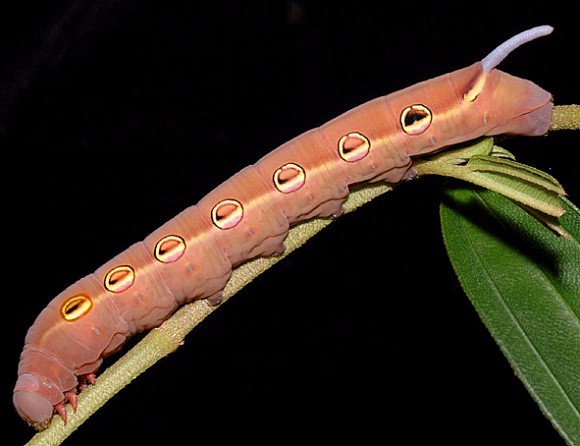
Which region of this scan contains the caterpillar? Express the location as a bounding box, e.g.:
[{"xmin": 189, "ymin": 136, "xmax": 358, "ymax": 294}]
[{"xmin": 14, "ymin": 25, "xmax": 554, "ymax": 430}]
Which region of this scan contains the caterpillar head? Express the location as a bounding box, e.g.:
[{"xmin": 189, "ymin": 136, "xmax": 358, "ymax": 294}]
[
  {"xmin": 13, "ymin": 342, "xmax": 79, "ymax": 429},
  {"xmin": 13, "ymin": 373, "xmax": 59, "ymax": 430}
]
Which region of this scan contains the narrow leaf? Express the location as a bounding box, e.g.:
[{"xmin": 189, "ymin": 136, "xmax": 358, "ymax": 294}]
[
  {"xmin": 424, "ymin": 137, "xmax": 495, "ymax": 163},
  {"xmin": 466, "ymin": 171, "xmax": 565, "ymax": 217},
  {"xmin": 414, "ymin": 137, "xmax": 566, "ymax": 223},
  {"xmin": 440, "ymin": 184, "xmax": 580, "ymax": 446},
  {"xmin": 467, "ymin": 155, "xmax": 566, "ymax": 195}
]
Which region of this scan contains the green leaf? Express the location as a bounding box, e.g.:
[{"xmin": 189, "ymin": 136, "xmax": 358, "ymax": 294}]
[
  {"xmin": 440, "ymin": 184, "xmax": 580, "ymax": 446},
  {"xmin": 467, "ymin": 154, "xmax": 566, "ymax": 195},
  {"xmin": 414, "ymin": 137, "xmax": 567, "ymax": 230}
]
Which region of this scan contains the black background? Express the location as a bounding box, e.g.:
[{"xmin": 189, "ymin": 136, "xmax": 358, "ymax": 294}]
[{"xmin": 2, "ymin": 2, "xmax": 577, "ymax": 445}]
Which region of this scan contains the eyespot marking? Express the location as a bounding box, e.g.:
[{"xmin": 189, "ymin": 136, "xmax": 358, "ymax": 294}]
[
  {"xmin": 61, "ymin": 295, "xmax": 93, "ymax": 321},
  {"xmin": 212, "ymin": 199, "xmax": 244, "ymax": 230},
  {"xmin": 400, "ymin": 104, "xmax": 432, "ymax": 135},
  {"xmin": 273, "ymin": 163, "xmax": 306, "ymax": 193},
  {"xmin": 104, "ymin": 265, "xmax": 135, "ymax": 293},
  {"xmin": 338, "ymin": 132, "xmax": 370, "ymax": 162},
  {"xmin": 155, "ymin": 235, "xmax": 186, "ymax": 263}
]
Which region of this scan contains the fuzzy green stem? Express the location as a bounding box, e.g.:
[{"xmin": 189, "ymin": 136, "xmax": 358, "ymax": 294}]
[{"xmin": 550, "ymin": 105, "xmax": 580, "ymax": 130}]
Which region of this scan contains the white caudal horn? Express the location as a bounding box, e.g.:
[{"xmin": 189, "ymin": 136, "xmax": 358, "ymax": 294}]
[{"xmin": 481, "ymin": 25, "xmax": 554, "ymax": 72}]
